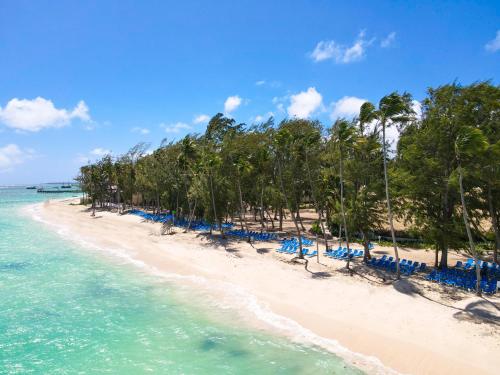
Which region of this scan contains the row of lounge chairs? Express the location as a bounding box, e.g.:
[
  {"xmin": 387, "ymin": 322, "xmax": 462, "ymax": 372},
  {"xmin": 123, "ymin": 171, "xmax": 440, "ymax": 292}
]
[
  {"xmin": 277, "ymin": 245, "xmax": 318, "ymax": 258},
  {"xmin": 426, "ymin": 268, "xmax": 497, "ymax": 294},
  {"xmin": 455, "ymin": 259, "xmax": 500, "ymax": 279},
  {"xmin": 128, "ymin": 210, "xmax": 235, "ymax": 232},
  {"xmin": 276, "ymin": 238, "xmax": 318, "ymax": 257},
  {"xmin": 226, "ymin": 229, "xmax": 278, "ymax": 241},
  {"xmin": 368, "ymin": 255, "xmax": 426, "ymax": 276},
  {"xmin": 324, "ymin": 247, "xmax": 364, "ymax": 260}
]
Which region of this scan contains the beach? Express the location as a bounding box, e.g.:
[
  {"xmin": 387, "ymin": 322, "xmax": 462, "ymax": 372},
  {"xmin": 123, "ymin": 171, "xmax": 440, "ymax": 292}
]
[{"xmin": 34, "ymin": 198, "xmax": 500, "ymax": 375}]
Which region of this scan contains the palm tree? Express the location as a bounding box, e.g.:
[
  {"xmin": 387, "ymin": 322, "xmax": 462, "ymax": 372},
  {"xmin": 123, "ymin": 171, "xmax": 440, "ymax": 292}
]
[
  {"xmin": 364, "ymin": 93, "xmax": 414, "ymax": 279},
  {"xmin": 454, "ymin": 126, "xmax": 488, "ymax": 295},
  {"xmin": 304, "ymin": 145, "xmax": 330, "ymax": 253},
  {"xmin": 274, "ymin": 128, "xmax": 305, "ymax": 259},
  {"xmin": 235, "ymin": 157, "xmax": 252, "ymax": 237},
  {"xmin": 178, "ymin": 136, "xmax": 197, "ymax": 231},
  {"xmin": 331, "ymin": 119, "xmax": 357, "ymax": 270},
  {"xmin": 204, "ymin": 152, "xmax": 222, "ymax": 236}
]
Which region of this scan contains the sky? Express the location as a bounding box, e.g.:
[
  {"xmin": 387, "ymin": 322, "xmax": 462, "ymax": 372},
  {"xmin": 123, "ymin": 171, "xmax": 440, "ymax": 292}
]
[{"xmin": 0, "ymin": 0, "xmax": 499, "ymax": 184}]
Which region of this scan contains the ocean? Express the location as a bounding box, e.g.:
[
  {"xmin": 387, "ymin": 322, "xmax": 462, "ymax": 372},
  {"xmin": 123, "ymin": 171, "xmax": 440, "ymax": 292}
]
[{"xmin": 0, "ymin": 187, "xmax": 363, "ymax": 374}]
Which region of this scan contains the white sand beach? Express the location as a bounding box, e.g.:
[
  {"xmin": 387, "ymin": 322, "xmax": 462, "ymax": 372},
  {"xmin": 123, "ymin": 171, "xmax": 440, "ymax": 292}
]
[{"xmin": 36, "ymin": 199, "xmax": 500, "ymax": 375}]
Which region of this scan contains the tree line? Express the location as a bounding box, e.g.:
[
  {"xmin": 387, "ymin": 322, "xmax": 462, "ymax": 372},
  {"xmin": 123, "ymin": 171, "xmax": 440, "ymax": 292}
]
[{"xmin": 78, "ymin": 82, "xmax": 499, "ymax": 280}]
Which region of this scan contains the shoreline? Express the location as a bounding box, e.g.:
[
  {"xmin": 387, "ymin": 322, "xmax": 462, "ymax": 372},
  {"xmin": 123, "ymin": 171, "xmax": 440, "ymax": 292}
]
[{"xmin": 30, "ymin": 199, "xmax": 500, "ymax": 375}]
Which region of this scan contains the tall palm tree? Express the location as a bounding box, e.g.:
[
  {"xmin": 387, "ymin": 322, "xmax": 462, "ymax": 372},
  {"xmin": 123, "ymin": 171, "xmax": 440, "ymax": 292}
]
[
  {"xmin": 365, "ymin": 93, "xmax": 414, "ymax": 279},
  {"xmin": 235, "ymin": 157, "xmax": 252, "ymax": 236},
  {"xmin": 332, "ymin": 119, "xmax": 356, "ymax": 270},
  {"xmin": 205, "ymin": 152, "xmax": 222, "ymax": 235},
  {"xmin": 455, "ymin": 126, "xmax": 488, "ymax": 295},
  {"xmin": 178, "ymin": 136, "xmax": 197, "ymax": 231},
  {"xmin": 274, "ymin": 128, "xmax": 305, "ymax": 259}
]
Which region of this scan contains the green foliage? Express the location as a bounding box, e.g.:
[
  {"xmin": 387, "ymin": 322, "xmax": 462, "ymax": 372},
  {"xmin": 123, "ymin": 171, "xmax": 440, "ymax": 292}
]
[{"xmin": 76, "ymin": 82, "xmax": 499, "ymax": 266}]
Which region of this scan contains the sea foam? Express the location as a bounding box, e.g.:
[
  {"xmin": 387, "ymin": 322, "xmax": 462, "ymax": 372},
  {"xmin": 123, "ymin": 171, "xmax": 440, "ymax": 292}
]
[{"xmin": 24, "ymin": 202, "xmax": 400, "ymax": 375}]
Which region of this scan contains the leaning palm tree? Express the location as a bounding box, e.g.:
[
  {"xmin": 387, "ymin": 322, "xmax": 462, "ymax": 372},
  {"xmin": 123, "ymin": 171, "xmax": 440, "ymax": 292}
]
[
  {"xmin": 178, "ymin": 136, "xmax": 197, "ymax": 231},
  {"xmin": 454, "ymin": 126, "xmax": 488, "ymax": 296},
  {"xmin": 362, "ymin": 94, "xmax": 414, "ymax": 279},
  {"xmin": 331, "ymin": 119, "xmax": 357, "ymax": 270},
  {"xmin": 235, "ymin": 157, "xmax": 252, "ymax": 236},
  {"xmin": 274, "ymin": 128, "xmax": 305, "ymax": 259},
  {"xmin": 205, "ymin": 152, "xmax": 223, "ymax": 236}
]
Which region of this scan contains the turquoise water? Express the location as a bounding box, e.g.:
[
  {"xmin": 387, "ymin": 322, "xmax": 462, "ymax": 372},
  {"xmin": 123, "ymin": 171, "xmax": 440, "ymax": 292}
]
[{"xmin": 0, "ymin": 188, "xmax": 363, "ymax": 374}]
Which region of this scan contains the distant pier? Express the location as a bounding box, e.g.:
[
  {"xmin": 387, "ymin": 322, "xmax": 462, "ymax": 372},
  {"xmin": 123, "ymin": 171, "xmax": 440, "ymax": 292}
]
[{"xmin": 37, "ymin": 188, "xmax": 82, "ymax": 194}]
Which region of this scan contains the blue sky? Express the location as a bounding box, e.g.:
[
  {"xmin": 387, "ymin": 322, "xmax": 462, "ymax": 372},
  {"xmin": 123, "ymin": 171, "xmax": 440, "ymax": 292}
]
[{"xmin": 0, "ymin": 0, "xmax": 499, "ymax": 184}]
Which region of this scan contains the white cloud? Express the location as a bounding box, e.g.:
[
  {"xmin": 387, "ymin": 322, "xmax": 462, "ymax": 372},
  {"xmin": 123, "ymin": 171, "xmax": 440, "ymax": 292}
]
[
  {"xmin": 161, "ymin": 122, "xmax": 192, "ymax": 133},
  {"xmin": 287, "ymin": 87, "xmax": 323, "ymax": 119},
  {"xmin": 0, "ymin": 97, "xmax": 90, "ymax": 132},
  {"xmin": 252, "ymin": 112, "xmax": 274, "ymax": 123},
  {"xmin": 310, "ymin": 31, "xmax": 373, "ymax": 63},
  {"xmin": 343, "ymin": 41, "xmax": 365, "ymax": 63},
  {"xmin": 75, "ymin": 147, "xmax": 111, "ymax": 165},
  {"xmin": 0, "ymin": 144, "xmax": 35, "ymax": 172},
  {"xmin": 310, "ymin": 40, "xmax": 341, "ymax": 62},
  {"xmin": 385, "ymin": 125, "xmax": 400, "ymax": 153},
  {"xmin": 380, "ymin": 32, "xmax": 396, "ymax": 48},
  {"xmin": 75, "ymin": 155, "xmax": 87, "ymax": 164},
  {"xmin": 256, "ymin": 80, "xmax": 280, "ymax": 88},
  {"xmin": 485, "ymin": 30, "xmax": 500, "ymax": 52},
  {"xmin": 412, "ymin": 100, "xmax": 422, "ymax": 119},
  {"xmin": 193, "ymin": 114, "xmax": 210, "ymax": 124},
  {"xmin": 90, "ymin": 148, "xmax": 111, "ymax": 157},
  {"xmin": 272, "ymin": 96, "xmax": 288, "ymax": 113},
  {"xmin": 131, "ymin": 127, "xmax": 150, "ymax": 135},
  {"xmin": 330, "ymin": 96, "xmax": 368, "ymax": 120},
  {"xmin": 224, "ymin": 95, "xmax": 242, "ymax": 114}
]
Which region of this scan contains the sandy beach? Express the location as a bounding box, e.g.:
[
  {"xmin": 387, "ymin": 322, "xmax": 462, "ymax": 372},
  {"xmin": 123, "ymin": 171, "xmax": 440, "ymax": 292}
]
[{"xmin": 34, "ymin": 199, "xmax": 500, "ymax": 375}]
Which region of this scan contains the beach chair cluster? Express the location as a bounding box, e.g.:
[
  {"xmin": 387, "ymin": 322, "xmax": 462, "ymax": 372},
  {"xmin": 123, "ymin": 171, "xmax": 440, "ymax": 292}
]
[
  {"xmin": 128, "ymin": 210, "xmax": 235, "ymax": 232},
  {"xmin": 368, "ymin": 255, "xmax": 426, "ymax": 276},
  {"xmin": 276, "ymin": 238, "xmax": 317, "ymax": 257},
  {"xmin": 128, "ymin": 209, "xmax": 172, "ymax": 222},
  {"xmin": 454, "ymin": 259, "xmax": 500, "ymax": 279},
  {"xmin": 173, "ymin": 218, "xmax": 234, "ymax": 231},
  {"xmin": 225, "ymin": 229, "xmax": 278, "ymax": 241},
  {"xmin": 323, "ymin": 246, "xmax": 364, "ymax": 260},
  {"xmin": 426, "ymin": 267, "xmax": 498, "ymax": 294}
]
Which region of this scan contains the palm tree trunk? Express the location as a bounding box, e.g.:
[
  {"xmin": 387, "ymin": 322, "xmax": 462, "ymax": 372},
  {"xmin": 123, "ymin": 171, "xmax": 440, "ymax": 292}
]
[
  {"xmin": 296, "ymin": 206, "xmax": 306, "ymax": 231},
  {"xmin": 382, "ymin": 122, "xmax": 400, "ymax": 278},
  {"xmin": 182, "ymin": 175, "xmax": 193, "ymax": 226},
  {"xmin": 266, "ymin": 209, "xmax": 275, "ymax": 229},
  {"xmin": 360, "ymin": 229, "xmax": 371, "ymax": 262},
  {"xmin": 237, "ymin": 176, "xmax": 250, "ymax": 240},
  {"xmin": 186, "ymin": 198, "xmax": 197, "ymax": 233},
  {"xmin": 488, "ymin": 183, "xmax": 499, "ymax": 264},
  {"xmin": 279, "ymin": 206, "xmax": 283, "ymax": 231},
  {"xmin": 209, "ymin": 171, "xmax": 218, "ymax": 235},
  {"xmin": 277, "ymin": 157, "xmax": 303, "ymax": 259},
  {"xmin": 304, "ymin": 151, "xmax": 329, "ymax": 251},
  {"xmin": 339, "ymin": 151, "xmax": 351, "ymax": 269},
  {"xmin": 458, "ymin": 163, "xmax": 481, "ymax": 296},
  {"xmin": 260, "ymin": 183, "xmax": 266, "ymax": 229},
  {"xmin": 156, "ymin": 190, "xmax": 160, "ymax": 215},
  {"xmin": 117, "ymin": 188, "xmax": 121, "ymax": 214}
]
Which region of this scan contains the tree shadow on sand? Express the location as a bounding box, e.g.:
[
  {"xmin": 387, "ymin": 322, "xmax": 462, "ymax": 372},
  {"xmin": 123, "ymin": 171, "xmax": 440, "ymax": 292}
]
[
  {"xmin": 255, "ymin": 247, "xmax": 271, "ymax": 254},
  {"xmin": 390, "ymin": 277, "xmax": 500, "ymax": 326},
  {"xmin": 453, "ymin": 299, "xmax": 500, "ymax": 326},
  {"xmin": 195, "ymin": 232, "xmax": 243, "ymax": 257},
  {"xmin": 310, "ymin": 271, "xmax": 332, "ymax": 279}
]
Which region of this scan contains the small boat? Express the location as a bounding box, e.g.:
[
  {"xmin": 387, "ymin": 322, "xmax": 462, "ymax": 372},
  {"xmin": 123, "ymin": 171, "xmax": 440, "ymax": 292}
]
[
  {"xmin": 26, "ymin": 186, "xmax": 37, "ymax": 190},
  {"xmin": 61, "ymin": 185, "xmax": 72, "ymax": 189}
]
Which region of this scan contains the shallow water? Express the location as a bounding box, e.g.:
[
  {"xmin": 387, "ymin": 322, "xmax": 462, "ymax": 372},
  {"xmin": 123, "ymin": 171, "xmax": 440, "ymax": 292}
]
[{"xmin": 0, "ymin": 188, "xmax": 363, "ymax": 374}]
